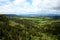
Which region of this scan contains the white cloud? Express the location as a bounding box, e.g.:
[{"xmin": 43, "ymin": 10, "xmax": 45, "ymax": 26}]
[
  {"xmin": 13, "ymin": 0, "xmax": 26, "ymax": 5},
  {"xmin": 0, "ymin": 0, "xmax": 60, "ymax": 14}
]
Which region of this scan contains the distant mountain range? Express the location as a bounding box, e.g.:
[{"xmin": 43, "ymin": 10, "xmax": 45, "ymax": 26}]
[
  {"xmin": 16, "ymin": 13, "xmax": 60, "ymax": 17},
  {"xmin": 4, "ymin": 13, "xmax": 60, "ymax": 19},
  {"xmin": 5, "ymin": 13, "xmax": 60, "ymax": 17}
]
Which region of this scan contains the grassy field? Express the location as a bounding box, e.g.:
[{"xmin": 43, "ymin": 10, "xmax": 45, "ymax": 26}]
[{"xmin": 0, "ymin": 15, "xmax": 60, "ymax": 40}]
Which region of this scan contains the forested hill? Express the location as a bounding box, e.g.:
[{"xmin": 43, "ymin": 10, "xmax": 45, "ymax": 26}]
[{"xmin": 0, "ymin": 14, "xmax": 60, "ymax": 40}]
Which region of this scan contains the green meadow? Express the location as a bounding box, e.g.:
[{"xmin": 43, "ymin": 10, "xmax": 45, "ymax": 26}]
[{"xmin": 0, "ymin": 15, "xmax": 60, "ymax": 40}]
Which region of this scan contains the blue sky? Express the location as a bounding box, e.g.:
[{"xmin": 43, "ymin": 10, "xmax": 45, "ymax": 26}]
[{"xmin": 0, "ymin": 0, "xmax": 60, "ymax": 14}]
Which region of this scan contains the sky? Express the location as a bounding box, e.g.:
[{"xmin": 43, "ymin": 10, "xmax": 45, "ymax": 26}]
[{"xmin": 0, "ymin": 0, "xmax": 60, "ymax": 14}]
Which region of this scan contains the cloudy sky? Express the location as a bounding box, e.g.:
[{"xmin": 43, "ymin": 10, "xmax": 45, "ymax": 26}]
[{"xmin": 0, "ymin": 0, "xmax": 60, "ymax": 14}]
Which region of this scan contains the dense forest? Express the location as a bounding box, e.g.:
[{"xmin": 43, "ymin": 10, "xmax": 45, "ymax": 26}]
[{"xmin": 0, "ymin": 14, "xmax": 60, "ymax": 40}]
